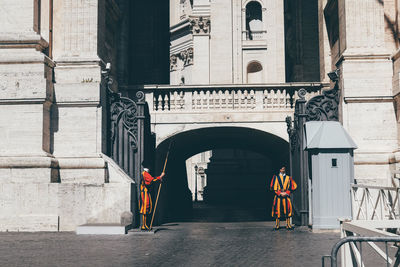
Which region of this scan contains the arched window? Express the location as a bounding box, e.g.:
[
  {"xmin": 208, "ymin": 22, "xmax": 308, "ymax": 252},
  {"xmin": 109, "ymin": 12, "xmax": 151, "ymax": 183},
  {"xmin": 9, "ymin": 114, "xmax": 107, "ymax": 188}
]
[
  {"xmin": 247, "ymin": 61, "xmax": 263, "ymax": 83},
  {"xmin": 245, "ymin": 1, "xmax": 263, "ymax": 40}
]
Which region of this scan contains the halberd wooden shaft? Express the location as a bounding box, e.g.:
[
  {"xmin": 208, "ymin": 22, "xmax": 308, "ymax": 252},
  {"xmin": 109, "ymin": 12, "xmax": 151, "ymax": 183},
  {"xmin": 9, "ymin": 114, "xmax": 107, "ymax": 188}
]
[{"xmin": 150, "ymin": 141, "xmax": 172, "ymax": 230}]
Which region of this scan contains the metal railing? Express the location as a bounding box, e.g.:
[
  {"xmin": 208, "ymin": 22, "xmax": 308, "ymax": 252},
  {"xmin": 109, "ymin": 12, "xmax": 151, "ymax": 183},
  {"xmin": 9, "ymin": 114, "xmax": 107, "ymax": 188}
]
[
  {"xmin": 351, "ymin": 184, "xmax": 400, "ymax": 220},
  {"xmin": 322, "ymin": 236, "xmax": 400, "ymax": 267},
  {"xmin": 322, "ymin": 173, "xmax": 400, "ymax": 266}
]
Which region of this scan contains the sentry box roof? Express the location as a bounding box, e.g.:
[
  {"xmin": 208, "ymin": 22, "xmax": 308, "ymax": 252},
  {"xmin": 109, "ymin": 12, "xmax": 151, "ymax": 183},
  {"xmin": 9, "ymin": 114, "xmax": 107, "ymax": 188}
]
[{"xmin": 304, "ymin": 121, "xmax": 357, "ymax": 150}]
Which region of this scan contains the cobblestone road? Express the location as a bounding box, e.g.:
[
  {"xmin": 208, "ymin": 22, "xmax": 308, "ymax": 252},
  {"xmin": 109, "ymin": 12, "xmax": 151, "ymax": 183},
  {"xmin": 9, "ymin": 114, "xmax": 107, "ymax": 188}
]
[{"xmin": 0, "ymin": 221, "xmax": 342, "ymax": 267}]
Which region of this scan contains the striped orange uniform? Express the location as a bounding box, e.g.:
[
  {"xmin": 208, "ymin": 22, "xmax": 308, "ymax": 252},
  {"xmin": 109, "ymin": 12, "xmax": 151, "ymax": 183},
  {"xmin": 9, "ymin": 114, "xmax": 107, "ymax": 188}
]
[
  {"xmin": 270, "ymin": 174, "xmax": 297, "ymax": 219},
  {"xmin": 140, "ymin": 171, "xmax": 162, "ymax": 215}
]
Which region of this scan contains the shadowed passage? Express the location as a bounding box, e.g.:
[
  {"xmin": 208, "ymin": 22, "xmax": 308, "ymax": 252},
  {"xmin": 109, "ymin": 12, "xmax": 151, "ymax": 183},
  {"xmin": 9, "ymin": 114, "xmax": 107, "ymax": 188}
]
[{"xmin": 152, "ymin": 127, "xmax": 290, "ymax": 224}]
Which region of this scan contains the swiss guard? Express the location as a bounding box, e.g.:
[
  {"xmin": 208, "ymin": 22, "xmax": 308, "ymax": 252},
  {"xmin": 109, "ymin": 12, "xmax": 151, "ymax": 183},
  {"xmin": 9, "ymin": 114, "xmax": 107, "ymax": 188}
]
[
  {"xmin": 140, "ymin": 168, "xmax": 165, "ymax": 230},
  {"xmin": 270, "ymin": 166, "xmax": 297, "ymax": 230}
]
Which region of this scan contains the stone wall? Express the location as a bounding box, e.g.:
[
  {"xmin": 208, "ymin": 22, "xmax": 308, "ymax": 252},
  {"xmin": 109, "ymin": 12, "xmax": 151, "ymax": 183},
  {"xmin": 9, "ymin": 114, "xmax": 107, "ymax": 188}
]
[
  {"xmin": 0, "ymin": 0, "xmax": 135, "ymax": 231},
  {"xmin": 325, "ymin": 0, "xmax": 399, "ymax": 183}
]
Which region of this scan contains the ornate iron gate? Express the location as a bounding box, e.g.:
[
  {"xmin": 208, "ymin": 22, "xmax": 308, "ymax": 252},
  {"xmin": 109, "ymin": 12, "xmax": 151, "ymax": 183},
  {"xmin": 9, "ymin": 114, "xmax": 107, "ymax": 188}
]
[
  {"xmin": 286, "ymin": 83, "xmax": 340, "ymax": 226},
  {"xmin": 102, "ymin": 67, "xmax": 155, "ymax": 226}
]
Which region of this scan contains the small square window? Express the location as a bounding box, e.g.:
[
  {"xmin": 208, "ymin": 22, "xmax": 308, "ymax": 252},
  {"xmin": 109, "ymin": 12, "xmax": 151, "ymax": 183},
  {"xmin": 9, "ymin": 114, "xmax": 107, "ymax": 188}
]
[{"xmin": 332, "ymin": 158, "xmax": 337, "ymax": 167}]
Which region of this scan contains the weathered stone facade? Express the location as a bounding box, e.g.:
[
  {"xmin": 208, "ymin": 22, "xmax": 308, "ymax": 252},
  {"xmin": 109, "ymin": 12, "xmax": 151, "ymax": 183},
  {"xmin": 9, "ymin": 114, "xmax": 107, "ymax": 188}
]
[
  {"xmin": 0, "ymin": 0, "xmax": 134, "ymax": 231},
  {"xmin": 170, "ymin": 0, "xmax": 286, "ymax": 84},
  {"xmin": 1, "ymin": 0, "xmax": 400, "ymax": 231},
  {"xmin": 323, "ymin": 0, "xmax": 400, "ymax": 183}
]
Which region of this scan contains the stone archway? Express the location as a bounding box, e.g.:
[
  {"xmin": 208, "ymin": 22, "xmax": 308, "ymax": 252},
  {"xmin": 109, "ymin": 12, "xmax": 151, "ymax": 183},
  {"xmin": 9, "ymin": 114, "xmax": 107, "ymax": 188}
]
[{"xmin": 152, "ymin": 126, "xmax": 290, "ymax": 224}]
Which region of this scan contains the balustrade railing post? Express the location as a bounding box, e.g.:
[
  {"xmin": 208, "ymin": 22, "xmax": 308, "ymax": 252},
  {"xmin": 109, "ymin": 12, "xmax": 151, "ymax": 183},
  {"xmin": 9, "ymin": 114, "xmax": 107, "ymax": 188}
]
[
  {"xmin": 145, "ymin": 90, "xmax": 154, "ymax": 112},
  {"xmin": 184, "ymin": 90, "xmax": 193, "ymax": 110},
  {"xmin": 255, "ymin": 89, "xmax": 263, "ymax": 110}
]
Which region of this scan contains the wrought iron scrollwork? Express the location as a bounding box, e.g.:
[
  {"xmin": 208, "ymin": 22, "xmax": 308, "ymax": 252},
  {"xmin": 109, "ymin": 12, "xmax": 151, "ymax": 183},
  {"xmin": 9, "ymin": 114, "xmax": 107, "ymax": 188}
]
[
  {"xmin": 305, "ymin": 85, "xmax": 339, "ymax": 121},
  {"xmin": 109, "ymin": 98, "xmax": 139, "ymax": 150},
  {"xmin": 286, "ymin": 116, "xmax": 298, "ymax": 152},
  {"xmin": 298, "ymin": 88, "xmax": 307, "ymax": 99},
  {"xmin": 136, "ymin": 91, "xmax": 145, "ymax": 103},
  {"xmin": 102, "ymin": 65, "xmax": 144, "ymax": 152}
]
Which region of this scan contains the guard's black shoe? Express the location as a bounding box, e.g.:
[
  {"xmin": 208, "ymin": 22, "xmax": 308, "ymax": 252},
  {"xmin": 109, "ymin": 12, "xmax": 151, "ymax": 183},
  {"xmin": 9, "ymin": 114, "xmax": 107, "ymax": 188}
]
[
  {"xmin": 286, "ymin": 220, "xmax": 294, "ymax": 230},
  {"xmin": 274, "ymin": 219, "xmax": 280, "ymax": 230}
]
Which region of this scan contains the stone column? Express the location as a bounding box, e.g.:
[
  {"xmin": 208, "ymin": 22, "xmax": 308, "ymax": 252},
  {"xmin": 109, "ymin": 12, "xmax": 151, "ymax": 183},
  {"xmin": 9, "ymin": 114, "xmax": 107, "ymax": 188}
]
[
  {"xmin": 190, "ymin": 15, "xmax": 211, "ymax": 84},
  {"xmin": 51, "ymin": 0, "xmax": 131, "ymax": 230},
  {"xmin": 52, "ymin": 0, "xmax": 106, "ymax": 183},
  {"xmin": 0, "ymin": 0, "xmax": 59, "ymax": 231},
  {"xmin": 393, "ymin": 50, "xmax": 400, "ymax": 171},
  {"xmin": 241, "ymin": 8, "xmax": 247, "ymax": 41},
  {"xmin": 265, "ymin": 0, "xmax": 286, "ymax": 82},
  {"xmin": 333, "ymin": 0, "xmax": 397, "ymax": 183},
  {"xmin": 318, "ymin": 0, "xmax": 332, "ymax": 82}
]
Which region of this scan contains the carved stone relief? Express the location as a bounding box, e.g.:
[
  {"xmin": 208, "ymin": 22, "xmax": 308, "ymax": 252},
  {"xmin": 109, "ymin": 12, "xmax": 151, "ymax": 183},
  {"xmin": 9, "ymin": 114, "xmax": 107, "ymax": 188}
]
[
  {"xmin": 170, "ymin": 54, "xmax": 178, "ymax": 71},
  {"xmin": 189, "ymin": 16, "xmax": 211, "ymax": 34},
  {"xmin": 170, "ymin": 47, "xmax": 194, "ymax": 71}
]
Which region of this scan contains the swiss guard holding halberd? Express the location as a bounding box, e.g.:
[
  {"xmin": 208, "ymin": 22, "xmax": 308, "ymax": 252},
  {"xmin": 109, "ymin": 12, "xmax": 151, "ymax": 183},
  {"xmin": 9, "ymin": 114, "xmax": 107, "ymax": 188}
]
[
  {"xmin": 140, "ymin": 168, "xmax": 165, "ymax": 230},
  {"xmin": 270, "ymin": 166, "xmax": 297, "ymax": 230}
]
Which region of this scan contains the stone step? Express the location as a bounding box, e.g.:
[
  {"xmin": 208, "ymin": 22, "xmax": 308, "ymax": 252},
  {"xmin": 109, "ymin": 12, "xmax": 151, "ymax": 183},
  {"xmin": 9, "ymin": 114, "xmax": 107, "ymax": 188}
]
[
  {"xmin": 76, "ymin": 223, "xmax": 132, "ymax": 235},
  {"xmin": 128, "ymin": 228, "xmax": 159, "ymax": 235}
]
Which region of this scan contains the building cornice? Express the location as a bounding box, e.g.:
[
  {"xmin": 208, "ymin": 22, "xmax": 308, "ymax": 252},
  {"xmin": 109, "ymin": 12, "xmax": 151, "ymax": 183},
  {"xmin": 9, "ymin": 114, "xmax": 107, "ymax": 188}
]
[
  {"xmin": 336, "ymin": 53, "xmax": 392, "ymax": 66},
  {"xmin": 170, "ymin": 18, "xmax": 191, "ymax": 33}
]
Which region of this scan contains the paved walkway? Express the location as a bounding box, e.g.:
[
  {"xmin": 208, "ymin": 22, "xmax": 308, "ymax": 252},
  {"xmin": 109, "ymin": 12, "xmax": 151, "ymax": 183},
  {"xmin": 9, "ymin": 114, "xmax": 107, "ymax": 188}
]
[{"xmin": 0, "ymin": 221, "xmax": 341, "ymax": 267}]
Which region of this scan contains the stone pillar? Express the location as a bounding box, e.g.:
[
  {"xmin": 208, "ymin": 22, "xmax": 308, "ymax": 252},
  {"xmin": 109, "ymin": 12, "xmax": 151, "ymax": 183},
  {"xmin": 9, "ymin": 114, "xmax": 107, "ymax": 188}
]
[
  {"xmin": 0, "ymin": 0, "xmax": 59, "ymax": 231},
  {"xmin": 190, "ymin": 16, "xmax": 211, "ymax": 84},
  {"xmin": 52, "ymin": 0, "xmax": 105, "ymax": 182},
  {"xmin": 265, "ymin": 0, "xmax": 286, "ymax": 82},
  {"xmin": 50, "ymin": 0, "xmax": 133, "ymax": 231},
  {"xmin": 393, "ymin": 50, "xmax": 400, "ymax": 171},
  {"xmin": 333, "ymin": 0, "xmax": 397, "ymax": 183},
  {"xmin": 318, "ymin": 0, "xmax": 332, "ymax": 82},
  {"xmin": 241, "ymin": 8, "xmax": 247, "ymax": 41}
]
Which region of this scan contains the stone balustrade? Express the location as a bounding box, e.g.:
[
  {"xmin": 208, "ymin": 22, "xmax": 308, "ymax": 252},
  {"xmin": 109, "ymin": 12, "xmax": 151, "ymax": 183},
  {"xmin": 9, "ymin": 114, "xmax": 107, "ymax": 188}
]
[{"xmin": 134, "ymin": 84, "xmax": 324, "ymax": 113}]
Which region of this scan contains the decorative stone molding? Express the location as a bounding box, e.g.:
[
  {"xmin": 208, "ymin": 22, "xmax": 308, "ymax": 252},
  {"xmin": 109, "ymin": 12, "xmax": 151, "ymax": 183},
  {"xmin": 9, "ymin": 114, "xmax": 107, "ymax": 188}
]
[
  {"xmin": 179, "ymin": 47, "xmax": 193, "ymax": 66},
  {"xmin": 189, "ymin": 16, "xmax": 210, "ymax": 34},
  {"xmin": 170, "ymin": 54, "xmax": 178, "ymax": 71},
  {"xmin": 170, "ymin": 48, "xmax": 194, "ymax": 71}
]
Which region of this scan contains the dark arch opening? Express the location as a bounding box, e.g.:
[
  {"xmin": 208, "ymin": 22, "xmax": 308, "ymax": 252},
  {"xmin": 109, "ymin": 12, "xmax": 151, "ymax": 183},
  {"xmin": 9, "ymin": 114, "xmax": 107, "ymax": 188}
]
[
  {"xmin": 247, "ymin": 61, "xmax": 263, "ymax": 83},
  {"xmin": 247, "ymin": 61, "xmax": 263, "ymax": 73},
  {"xmin": 152, "ymin": 127, "xmax": 289, "ymax": 224}
]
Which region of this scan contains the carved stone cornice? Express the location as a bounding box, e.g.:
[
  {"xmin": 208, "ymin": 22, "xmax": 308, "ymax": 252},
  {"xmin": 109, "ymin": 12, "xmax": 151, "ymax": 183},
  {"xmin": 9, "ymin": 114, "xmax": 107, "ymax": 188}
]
[{"xmin": 189, "ymin": 16, "xmax": 210, "ymax": 35}]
